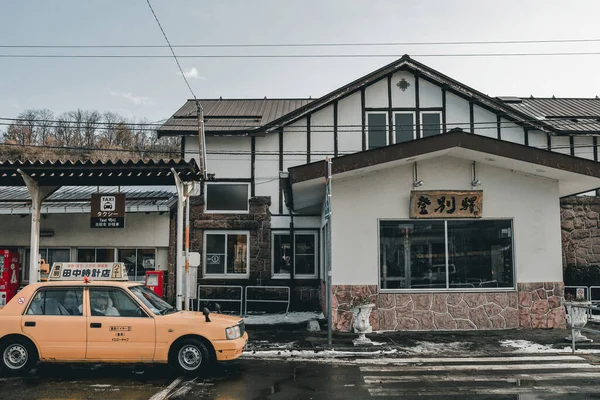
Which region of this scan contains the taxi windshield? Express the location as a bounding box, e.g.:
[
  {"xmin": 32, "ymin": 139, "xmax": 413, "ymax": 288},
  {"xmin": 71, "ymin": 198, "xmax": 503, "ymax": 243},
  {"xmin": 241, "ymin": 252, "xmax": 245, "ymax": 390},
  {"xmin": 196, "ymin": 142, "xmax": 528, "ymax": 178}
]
[{"xmin": 129, "ymin": 285, "xmax": 175, "ymax": 315}]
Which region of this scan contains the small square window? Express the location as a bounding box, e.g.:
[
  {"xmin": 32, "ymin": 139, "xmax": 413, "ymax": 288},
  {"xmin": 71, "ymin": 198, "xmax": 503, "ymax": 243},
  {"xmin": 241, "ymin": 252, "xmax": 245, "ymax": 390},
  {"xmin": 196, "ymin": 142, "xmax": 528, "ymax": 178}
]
[
  {"xmin": 204, "ymin": 232, "xmax": 249, "ymax": 278},
  {"xmin": 205, "ymin": 183, "xmax": 249, "ymax": 213}
]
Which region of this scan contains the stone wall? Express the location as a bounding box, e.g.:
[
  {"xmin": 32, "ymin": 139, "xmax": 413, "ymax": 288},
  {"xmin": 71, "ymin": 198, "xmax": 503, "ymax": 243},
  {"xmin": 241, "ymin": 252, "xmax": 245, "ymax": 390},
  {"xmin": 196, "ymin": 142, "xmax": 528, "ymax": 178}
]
[
  {"xmin": 561, "ymin": 196, "xmax": 600, "ymax": 269},
  {"xmin": 330, "ymin": 283, "xmax": 565, "ymax": 332}
]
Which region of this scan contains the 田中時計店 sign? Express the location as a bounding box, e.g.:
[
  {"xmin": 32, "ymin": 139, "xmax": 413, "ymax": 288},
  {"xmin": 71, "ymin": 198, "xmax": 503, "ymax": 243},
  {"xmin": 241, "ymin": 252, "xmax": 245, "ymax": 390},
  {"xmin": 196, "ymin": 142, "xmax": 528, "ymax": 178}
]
[
  {"xmin": 90, "ymin": 193, "xmax": 125, "ymax": 228},
  {"xmin": 409, "ymin": 191, "xmax": 483, "ymax": 218}
]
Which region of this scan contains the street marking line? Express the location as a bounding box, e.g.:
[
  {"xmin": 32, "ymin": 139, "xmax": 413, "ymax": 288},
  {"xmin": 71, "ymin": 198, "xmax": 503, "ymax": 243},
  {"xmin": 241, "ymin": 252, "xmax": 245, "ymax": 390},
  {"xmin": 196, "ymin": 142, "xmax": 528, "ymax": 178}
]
[
  {"xmin": 360, "ymin": 362, "xmax": 597, "ymax": 372},
  {"xmin": 363, "ymin": 371, "xmax": 600, "ymax": 383},
  {"xmin": 354, "ymin": 355, "xmax": 584, "ymax": 364},
  {"xmin": 368, "ymin": 386, "xmax": 600, "ymax": 396},
  {"xmin": 148, "ymin": 376, "xmax": 184, "ymax": 400}
]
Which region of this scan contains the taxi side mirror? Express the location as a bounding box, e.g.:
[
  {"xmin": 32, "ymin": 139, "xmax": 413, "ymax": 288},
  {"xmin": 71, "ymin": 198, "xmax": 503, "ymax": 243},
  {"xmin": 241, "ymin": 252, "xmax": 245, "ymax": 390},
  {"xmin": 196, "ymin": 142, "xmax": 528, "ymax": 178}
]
[{"xmin": 202, "ymin": 307, "xmax": 211, "ymax": 322}]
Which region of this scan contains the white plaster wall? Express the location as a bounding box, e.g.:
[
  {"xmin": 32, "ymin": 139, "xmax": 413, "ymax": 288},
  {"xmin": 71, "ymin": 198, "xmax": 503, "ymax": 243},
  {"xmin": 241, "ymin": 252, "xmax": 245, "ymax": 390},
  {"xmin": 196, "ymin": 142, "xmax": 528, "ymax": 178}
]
[
  {"xmin": 337, "ymin": 92, "xmax": 363, "ymax": 154},
  {"xmin": 330, "ymin": 156, "xmax": 562, "ymax": 285},
  {"xmin": 551, "ymin": 135, "xmax": 570, "ymax": 155},
  {"xmin": 574, "ymin": 136, "xmax": 595, "ymax": 160},
  {"xmin": 283, "ymin": 118, "xmax": 308, "ymax": 170},
  {"xmin": 364, "ymin": 77, "xmax": 388, "ymax": 108},
  {"xmin": 501, "ymin": 119, "xmax": 525, "ymax": 144},
  {"xmin": 184, "ymin": 136, "xmax": 199, "ymax": 162},
  {"xmin": 255, "ymin": 133, "xmax": 281, "ymax": 214},
  {"xmin": 445, "ymin": 92, "xmax": 471, "ymax": 132},
  {"xmin": 473, "ymin": 105, "xmax": 497, "ymax": 138},
  {"xmin": 391, "ymin": 71, "xmax": 416, "ymax": 108},
  {"xmin": 204, "ymin": 136, "xmax": 251, "ymax": 179},
  {"xmin": 0, "ymin": 213, "xmax": 170, "ymax": 247},
  {"xmin": 419, "ymin": 79, "xmax": 442, "ymax": 108},
  {"xmin": 310, "ymin": 105, "xmax": 335, "ymax": 161},
  {"xmin": 529, "ymin": 130, "xmax": 547, "ymax": 149}
]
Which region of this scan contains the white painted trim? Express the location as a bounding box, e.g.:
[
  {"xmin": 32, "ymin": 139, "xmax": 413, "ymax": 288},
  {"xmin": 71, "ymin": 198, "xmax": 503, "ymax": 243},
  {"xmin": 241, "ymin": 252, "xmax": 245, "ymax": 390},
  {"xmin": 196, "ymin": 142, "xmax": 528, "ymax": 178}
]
[
  {"xmin": 204, "ymin": 182, "xmax": 250, "ymax": 214},
  {"xmin": 203, "ymin": 230, "xmax": 250, "ymax": 278},
  {"xmin": 377, "ymin": 218, "xmax": 516, "ymax": 292},
  {"xmin": 419, "ymin": 111, "xmax": 443, "ymax": 138},
  {"xmin": 365, "ymin": 111, "xmax": 388, "ymax": 150},
  {"xmin": 271, "ymin": 230, "xmax": 319, "ymax": 279},
  {"xmin": 392, "ymin": 111, "xmax": 417, "ymax": 142}
]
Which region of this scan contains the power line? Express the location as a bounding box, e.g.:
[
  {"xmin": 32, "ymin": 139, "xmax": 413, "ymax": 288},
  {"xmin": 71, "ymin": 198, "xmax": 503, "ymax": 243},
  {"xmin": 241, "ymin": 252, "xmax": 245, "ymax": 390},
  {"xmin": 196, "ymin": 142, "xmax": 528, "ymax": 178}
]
[
  {"xmin": 145, "ymin": 0, "xmax": 197, "ymax": 102},
  {"xmin": 3, "ymin": 52, "xmax": 600, "ymax": 59},
  {"xmin": 3, "ymin": 38, "xmax": 600, "ymax": 48}
]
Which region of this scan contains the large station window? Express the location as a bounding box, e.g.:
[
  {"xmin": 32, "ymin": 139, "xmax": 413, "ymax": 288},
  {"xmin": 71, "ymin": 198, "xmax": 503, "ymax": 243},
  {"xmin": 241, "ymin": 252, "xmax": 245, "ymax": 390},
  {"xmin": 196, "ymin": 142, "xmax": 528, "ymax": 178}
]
[
  {"xmin": 23, "ymin": 248, "xmax": 70, "ymax": 282},
  {"xmin": 379, "ymin": 220, "xmax": 514, "ymax": 290},
  {"xmin": 118, "ymin": 248, "xmax": 156, "ymax": 281},
  {"xmin": 204, "ymin": 231, "xmax": 249, "ymax": 277},
  {"xmin": 77, "ymin": 248, "xmax": 115, "ymax": 262},
  {"xmin": 205, "ymin": 183, "xmax": 249, "ymax": 213},
  {"xmin": 272, "ymin": 231, "xmax": 318, "ymax": 278}
]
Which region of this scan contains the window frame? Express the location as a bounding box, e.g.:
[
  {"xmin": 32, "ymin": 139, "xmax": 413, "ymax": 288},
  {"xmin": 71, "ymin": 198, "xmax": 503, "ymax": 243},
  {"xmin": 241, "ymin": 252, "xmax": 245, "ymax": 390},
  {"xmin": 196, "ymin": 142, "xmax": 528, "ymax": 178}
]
[
  {"xmin": 117, "ymin": 247, "xmax": 158, "ymax": 282},
  {"xmin": 203, "ymin": 230, "xmax": 250, "ymax": 279},
  {"xmin": 76, "ymin": 247, "xmax": 117, "ymax": 263},
  {"xmin": 88, "ymin": 287, "xmax": 152, "ymax": 318},
  {"xmin": 24, "ymin": 287, "xmax": 85, "ymax": 317},
  {"xmin": 204, "ymin": 182, "xmax": 250, "ymax": 214},
  {"xmin": 392, "ymin": 111, "xmax": 417, "ymax": 143},
  {"xmin": 271, "ymin": 231, "xmax": 319, "ymax": 279},
  {"xmin": 377, "ymin": 218, "xmax": 516, "ymax": 293},
  {"xmin": 366, "ymin": 111, "xmax": 389, "ymax": 150},
  {"xmin": 22, "ymin": 247, "xmax": 71, "ymax": 283},
  {"xmin": 419, "ymin": 111, "xmax": 443, "ymax": 138}
]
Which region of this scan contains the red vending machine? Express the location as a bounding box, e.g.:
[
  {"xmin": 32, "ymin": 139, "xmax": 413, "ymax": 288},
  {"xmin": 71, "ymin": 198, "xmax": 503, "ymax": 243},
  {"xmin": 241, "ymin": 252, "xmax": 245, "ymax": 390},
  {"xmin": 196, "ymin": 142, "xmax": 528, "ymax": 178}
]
[
  {"xmin": 145, "ymin": 270, "xmax": 164, "ymax": 297},
  {"xmin": 0, "ymin": 250, "xmax": 20, "ymax": 306}
]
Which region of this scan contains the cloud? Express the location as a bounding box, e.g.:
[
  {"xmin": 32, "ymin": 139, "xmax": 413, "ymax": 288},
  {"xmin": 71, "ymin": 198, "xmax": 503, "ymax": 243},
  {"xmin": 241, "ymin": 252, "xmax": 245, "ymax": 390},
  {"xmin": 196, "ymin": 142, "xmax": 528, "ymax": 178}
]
[
  {"xmin": 109, "ymin": 90, "xmax": 153, "ymax": 105},
  {"xmin": 179, "ymin": 67, "xmax": 204, "ymax": 80}
]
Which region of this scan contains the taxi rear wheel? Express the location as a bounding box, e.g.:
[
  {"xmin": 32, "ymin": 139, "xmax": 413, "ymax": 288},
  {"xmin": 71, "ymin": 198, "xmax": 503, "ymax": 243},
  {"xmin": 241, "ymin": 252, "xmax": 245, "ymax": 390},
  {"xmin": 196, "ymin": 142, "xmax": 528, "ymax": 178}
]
[
  {"xmin": 1, "ymin": 338, "xmax": 37, "ymax": 375},
  {"xmin": 170, "ymin": 339, "xmax": 210, "ymax": 375}
]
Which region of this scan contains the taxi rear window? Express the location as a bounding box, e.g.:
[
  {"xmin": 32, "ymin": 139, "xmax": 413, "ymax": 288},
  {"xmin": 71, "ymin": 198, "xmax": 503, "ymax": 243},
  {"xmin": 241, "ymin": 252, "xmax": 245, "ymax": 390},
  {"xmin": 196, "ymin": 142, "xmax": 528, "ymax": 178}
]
[{"xmin": 26, "ymin": 288, "xmax": 84, "ymax": 316}]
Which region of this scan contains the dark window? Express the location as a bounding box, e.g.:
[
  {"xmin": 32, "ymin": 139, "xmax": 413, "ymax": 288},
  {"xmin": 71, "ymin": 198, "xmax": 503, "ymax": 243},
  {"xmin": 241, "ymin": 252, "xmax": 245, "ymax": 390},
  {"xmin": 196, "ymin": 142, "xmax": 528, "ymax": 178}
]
[
  {"xmin": 119, "ymin": 248, "xmax": 156, "ymax": 281},
  {"xmin": 272, "ymin": 232, "xmax": 317, "ymax": 277},
  {"xmin": 27, "ymin": 288, "xmax": 84, "ymax": 316},
  {"xmin": 379, "ymin": 220, "xmax": 513, "ymax": 290},
  {"xmin": 206, "ymin": 184, "xmax": 249, "ymax": 212},
  {"xmin": 395, "ymin": 113, "xmax": 414, "ymax": 143},
  {"xmin": 421, "ymin": 113, "xmax": 441, "ymax": 138},
  {"xmin": 77, "ymin": 248, "xmax": 114, "ymax": 262},
  {"xmin": 205, "ymin": 232, "xmax": 248, "ymax": 276},
  {"xmin": 367, "ymin": 113, "xmax": 387, "ymax": 149}
]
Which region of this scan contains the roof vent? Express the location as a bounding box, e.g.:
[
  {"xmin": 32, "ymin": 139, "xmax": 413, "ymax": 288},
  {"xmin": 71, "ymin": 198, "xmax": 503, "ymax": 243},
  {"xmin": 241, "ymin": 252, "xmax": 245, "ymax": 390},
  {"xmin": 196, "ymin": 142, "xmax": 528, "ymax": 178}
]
[{"xmin": 497, "ymin": 96, "xmax": 522, "ymax": 104}]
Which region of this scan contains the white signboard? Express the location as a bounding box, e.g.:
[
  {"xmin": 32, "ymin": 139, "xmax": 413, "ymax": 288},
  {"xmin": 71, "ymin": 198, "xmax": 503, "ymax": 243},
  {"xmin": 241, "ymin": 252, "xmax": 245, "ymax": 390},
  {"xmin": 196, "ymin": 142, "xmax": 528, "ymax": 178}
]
[{"xmin": 48, "ymin": 262, "xmax": 128, "ymax": 281}]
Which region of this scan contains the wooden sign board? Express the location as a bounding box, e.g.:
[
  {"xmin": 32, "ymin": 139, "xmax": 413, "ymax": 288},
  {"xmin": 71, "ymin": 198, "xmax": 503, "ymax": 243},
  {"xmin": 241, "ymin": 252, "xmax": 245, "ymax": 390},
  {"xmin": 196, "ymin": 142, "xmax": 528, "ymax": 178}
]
[
  {"xmin": 410, "ymin": 190, "xmax": 483, "ymax": 218},
  {"xmin": 90, "ymin": 193, "xmax": 125, "ymax": 228}
]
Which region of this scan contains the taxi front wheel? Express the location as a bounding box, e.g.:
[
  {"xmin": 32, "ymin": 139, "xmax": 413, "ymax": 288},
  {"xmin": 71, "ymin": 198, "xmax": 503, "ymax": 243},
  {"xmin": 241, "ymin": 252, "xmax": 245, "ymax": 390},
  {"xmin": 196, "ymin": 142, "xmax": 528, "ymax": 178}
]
[
  {"xmin": 1, "ymin": 338, "xmax": 38, "ymax": 375},
  {"xmin": 169, "ymin": 339, "xmax": 210, "ymax": 375}
]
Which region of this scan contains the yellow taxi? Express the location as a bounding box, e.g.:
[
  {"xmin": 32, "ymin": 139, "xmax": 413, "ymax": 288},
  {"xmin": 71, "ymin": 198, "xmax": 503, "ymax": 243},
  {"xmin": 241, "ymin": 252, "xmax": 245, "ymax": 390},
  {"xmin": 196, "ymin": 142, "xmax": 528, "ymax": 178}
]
[{"xmin": 0, "ymin": 262, "xmax": 247, "ymax": 375}]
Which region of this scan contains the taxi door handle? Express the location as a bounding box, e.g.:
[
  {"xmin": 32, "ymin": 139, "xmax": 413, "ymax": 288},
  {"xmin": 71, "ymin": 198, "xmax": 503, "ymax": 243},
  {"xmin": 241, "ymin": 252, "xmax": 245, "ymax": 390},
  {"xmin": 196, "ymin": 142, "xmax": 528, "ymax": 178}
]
[
  {"xmin": 90, "ymin": 323, "xmax": 102, "ymax": 328},
  {"xmin": 24, "ymin": 321, "xmax": 35, "ymax": 327}
]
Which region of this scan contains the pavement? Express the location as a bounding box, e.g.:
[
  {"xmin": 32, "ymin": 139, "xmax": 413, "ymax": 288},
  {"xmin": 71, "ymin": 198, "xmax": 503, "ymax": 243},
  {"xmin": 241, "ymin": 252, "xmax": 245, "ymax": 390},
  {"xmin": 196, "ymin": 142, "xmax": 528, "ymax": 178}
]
[{"xmin": 244, "ymin": 318, "xmax": 600, "ymax": 359}]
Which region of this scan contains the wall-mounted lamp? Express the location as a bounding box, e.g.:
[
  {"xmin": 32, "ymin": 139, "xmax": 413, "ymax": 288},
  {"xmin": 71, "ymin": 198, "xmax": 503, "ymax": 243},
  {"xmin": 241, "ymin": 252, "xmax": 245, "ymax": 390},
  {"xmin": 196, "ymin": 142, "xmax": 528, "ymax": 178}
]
[
  {"xmin": 471, "ymin": 161, "xmax": 482, "ymax": 187},
  {"xmin": 413, "ymin": 162, "xmax": 424, "ymax": 188}
]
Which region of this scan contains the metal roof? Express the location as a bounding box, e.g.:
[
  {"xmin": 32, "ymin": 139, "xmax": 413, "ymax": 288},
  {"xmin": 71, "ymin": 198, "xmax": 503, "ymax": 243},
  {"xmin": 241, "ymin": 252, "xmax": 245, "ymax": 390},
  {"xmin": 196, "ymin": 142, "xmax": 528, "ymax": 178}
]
[
  {"xmin": 0, "ymin": 186, "xmax": 176, "ymax": 214},
  {"xmin": 0, "ymin": 159, "xmax": 201, "ymax": 186},
  {"xmin": 503, "ymin": 97, "xmax": 600, "ymax": 134},
  {"xmin": 157, "ymin": 98, "xmax": 313, "ymax": 136}
]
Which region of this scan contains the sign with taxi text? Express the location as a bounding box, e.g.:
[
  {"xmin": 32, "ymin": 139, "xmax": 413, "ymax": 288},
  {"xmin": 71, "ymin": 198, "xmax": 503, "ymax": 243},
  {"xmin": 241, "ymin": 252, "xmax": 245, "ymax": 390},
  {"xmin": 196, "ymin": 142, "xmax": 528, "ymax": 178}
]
[
  {"xmin": 409, "ymin": 190, "xmax": 483, "ymax": 218},
  {"xmin": 90, "ymin": 193, "xmax": 125, "ymax": 228},
  {"xmin": 48, "ymin": 262, "xmax": 128, "ymax": 281}
]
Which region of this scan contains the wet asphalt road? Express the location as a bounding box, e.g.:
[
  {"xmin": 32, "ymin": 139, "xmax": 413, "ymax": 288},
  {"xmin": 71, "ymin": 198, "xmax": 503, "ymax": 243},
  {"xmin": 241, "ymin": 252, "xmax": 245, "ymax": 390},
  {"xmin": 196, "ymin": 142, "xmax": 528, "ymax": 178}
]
[{"xmin": 3, "ymin": 356, "xmax": 600, "ymax": 399}]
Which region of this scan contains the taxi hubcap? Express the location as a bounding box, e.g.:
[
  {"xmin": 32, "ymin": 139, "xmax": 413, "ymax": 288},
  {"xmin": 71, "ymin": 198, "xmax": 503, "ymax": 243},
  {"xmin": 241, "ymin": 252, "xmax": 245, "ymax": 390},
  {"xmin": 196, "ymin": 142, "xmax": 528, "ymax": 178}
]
[
  {"xmin": 3, "ymin": 344, "xmax": 28, "ymax": 369},
  {"xmin": 179, "ymin": 345, "xmax": 202, "ymax": 370}
]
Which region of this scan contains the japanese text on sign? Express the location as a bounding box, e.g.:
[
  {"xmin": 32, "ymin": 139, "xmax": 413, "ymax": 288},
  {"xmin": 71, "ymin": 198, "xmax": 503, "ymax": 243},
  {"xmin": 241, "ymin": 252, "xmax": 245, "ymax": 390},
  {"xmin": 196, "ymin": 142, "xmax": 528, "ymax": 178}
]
[
  {"xmin": 48, "ymin": 262, "xmax": 128, "ymax": 281},
  {"xmin": 410, "ymin": 191, "xmax": 483, "ymax": 218}
]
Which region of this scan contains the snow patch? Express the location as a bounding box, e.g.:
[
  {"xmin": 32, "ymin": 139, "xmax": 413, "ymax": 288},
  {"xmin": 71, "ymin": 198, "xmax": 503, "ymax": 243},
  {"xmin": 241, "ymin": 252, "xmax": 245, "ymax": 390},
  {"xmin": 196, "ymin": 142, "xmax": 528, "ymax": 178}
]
[
  {"xmin": 244, "ymin": 312, "xmax": 324, "ymax": 325},
  {"xmin": 500, "ymin": 339, "xmax": 573, "ymax": 353},
  {"xmin": 403, "ymin": 341, "xmax": 471, "ymax": 354}
]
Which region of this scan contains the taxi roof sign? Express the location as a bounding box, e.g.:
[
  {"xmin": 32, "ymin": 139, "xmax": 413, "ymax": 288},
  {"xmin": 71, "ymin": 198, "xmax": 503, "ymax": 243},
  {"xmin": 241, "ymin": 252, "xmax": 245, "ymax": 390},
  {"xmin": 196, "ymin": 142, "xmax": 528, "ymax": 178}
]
[{"xmin": 48, "ymin": 262, "xmax": 129, "ymax": 281}]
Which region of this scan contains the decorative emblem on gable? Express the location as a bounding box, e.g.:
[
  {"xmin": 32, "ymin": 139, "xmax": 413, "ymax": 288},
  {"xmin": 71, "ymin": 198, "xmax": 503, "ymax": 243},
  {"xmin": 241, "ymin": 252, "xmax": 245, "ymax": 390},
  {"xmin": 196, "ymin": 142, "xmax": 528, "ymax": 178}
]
[{"xmin": 396, "ymin": 78, "xmax": 410, "ymax": 92}]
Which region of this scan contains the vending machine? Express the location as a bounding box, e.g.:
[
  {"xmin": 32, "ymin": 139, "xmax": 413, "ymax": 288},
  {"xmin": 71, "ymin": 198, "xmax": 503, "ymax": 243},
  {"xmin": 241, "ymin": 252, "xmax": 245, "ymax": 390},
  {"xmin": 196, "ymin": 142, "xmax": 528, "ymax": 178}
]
[
  {"xmin": 145, "ymin": 270, "xmax": 164, "ymax": 297},
  {"xmin": 0, "ymin": 250, "xmax": 20, "ymax": 306}
]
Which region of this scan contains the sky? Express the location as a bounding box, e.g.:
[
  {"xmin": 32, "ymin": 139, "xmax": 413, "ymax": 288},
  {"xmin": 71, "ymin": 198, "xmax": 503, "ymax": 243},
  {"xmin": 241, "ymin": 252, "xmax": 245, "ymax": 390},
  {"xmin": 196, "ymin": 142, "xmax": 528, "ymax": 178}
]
[{"xmin": 1, "ymin": 0, "xmax": 600, "ymax": 123}]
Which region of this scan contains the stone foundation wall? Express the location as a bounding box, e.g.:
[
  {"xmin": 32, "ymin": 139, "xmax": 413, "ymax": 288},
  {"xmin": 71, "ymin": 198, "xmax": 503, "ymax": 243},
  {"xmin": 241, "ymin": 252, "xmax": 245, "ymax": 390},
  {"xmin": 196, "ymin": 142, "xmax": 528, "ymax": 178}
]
[
  {"xmin": 330, "ymin": 283, "xmax": 566, "ymax": 332},
  {"xmin": 561, "ymin": 197, "xmax": 600, "ymax": 269},
  {"xmin": 517, "ymin": 282, "xmax": 566, "ymax": 329}
]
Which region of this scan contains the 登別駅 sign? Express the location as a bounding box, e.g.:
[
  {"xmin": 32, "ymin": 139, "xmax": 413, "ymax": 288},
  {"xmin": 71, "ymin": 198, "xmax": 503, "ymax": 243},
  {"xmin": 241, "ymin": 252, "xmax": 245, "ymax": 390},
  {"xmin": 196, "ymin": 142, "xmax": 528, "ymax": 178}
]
[
  {"xmin": 90, "ymin": 193, "xmax": 125, "ymax": 228},
  {"xmin": 409, "ymin": 190, "xmax": 483, "ymax": 218}
]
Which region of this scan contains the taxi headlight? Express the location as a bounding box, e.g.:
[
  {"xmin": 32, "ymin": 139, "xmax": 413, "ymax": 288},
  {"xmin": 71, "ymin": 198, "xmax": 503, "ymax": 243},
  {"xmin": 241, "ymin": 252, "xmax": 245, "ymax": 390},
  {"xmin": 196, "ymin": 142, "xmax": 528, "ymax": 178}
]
[{"xmin": 225, "ymin": 325, "xmax": 241, "ymax": 340}]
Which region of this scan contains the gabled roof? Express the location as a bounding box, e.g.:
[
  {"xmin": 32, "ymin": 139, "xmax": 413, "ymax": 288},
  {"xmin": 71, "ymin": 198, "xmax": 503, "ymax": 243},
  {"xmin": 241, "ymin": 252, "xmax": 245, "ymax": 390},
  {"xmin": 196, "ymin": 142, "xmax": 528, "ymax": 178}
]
[
  {"xmin": 157, "ymin": 98, "xmax": 313, "ymax": 136},
  {"xmin": 501, "ymin": 97, "xmax": 600, "ymax": 134},
  {"xmin": 159, "ymin": 55, "xmax": 563, "ymax": 138}
]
